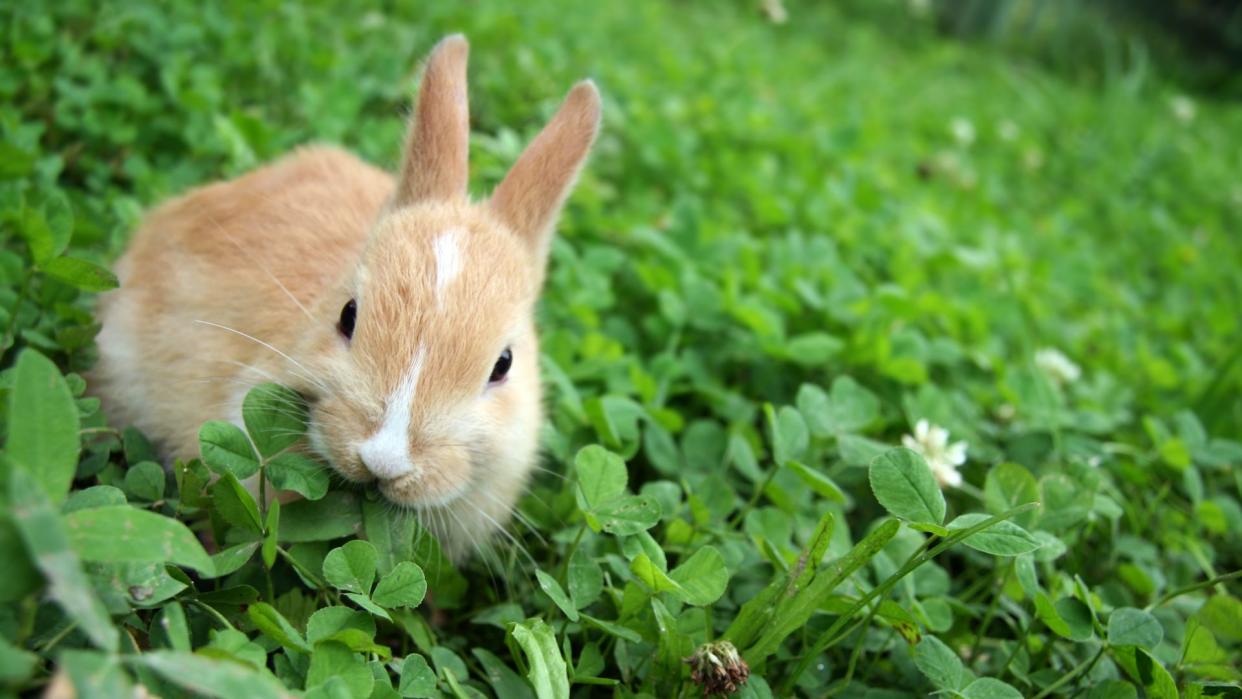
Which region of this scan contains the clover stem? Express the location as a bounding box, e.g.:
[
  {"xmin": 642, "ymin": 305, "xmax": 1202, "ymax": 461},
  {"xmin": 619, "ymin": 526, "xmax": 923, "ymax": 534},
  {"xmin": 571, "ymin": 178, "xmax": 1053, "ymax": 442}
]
[
  {"xmin": 1148, "ymin": 568, "xmax": 1241, "ymax": 609},
  {"xmin": 1031, "ymin": 645, "xmax": 1105, "ymax": 699},
  {"xmin": 967, "ymin": 564, "xmax": 1004, "ymax": 666}
]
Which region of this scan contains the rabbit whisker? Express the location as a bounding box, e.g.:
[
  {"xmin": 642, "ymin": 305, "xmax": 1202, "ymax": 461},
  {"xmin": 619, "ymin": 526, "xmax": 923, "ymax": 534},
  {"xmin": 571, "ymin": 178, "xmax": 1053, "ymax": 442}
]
[{"xmin": 192, "ymin": 319, "xmax": 330, "ymax": 393}]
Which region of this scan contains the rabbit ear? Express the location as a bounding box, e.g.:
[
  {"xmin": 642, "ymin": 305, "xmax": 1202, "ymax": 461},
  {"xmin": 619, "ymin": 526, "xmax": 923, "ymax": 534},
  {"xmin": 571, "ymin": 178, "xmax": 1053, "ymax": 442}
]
[
  {"xmin": 490, "ymin": 80, "xmax": 601, "ymax": 260},
  {"xmin": 393, "ymin": 35, "xmax": 470, "ymax": 207}
]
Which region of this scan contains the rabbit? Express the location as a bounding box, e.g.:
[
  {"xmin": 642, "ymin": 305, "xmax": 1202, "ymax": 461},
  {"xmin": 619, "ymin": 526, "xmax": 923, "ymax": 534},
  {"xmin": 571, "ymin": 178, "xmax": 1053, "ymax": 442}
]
[{"xmin": 89, "ymin": 35, "xmax": 602, "ymax": 560}]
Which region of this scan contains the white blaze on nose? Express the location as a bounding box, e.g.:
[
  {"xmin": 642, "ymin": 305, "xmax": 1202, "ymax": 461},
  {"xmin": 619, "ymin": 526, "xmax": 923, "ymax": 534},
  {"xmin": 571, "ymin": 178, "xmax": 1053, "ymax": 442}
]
[
  {"xmin": 432, "ymin": 228, "xmax": 464, "ymax": 303},
  {"xmin": 358, "ymin": 347, "xmax": 426, "ymax": 480}
]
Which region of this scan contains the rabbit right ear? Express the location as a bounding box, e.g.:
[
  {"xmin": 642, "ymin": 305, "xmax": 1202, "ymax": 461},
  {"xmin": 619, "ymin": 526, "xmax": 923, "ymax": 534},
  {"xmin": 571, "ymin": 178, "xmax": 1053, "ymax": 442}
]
[
  {"xmin": 489, "ymin": 81, "xmax": 601, "ymax": 263},
  {"xmin": 393, "ymin": 35, "xmax": 470, "ymax": 207}
]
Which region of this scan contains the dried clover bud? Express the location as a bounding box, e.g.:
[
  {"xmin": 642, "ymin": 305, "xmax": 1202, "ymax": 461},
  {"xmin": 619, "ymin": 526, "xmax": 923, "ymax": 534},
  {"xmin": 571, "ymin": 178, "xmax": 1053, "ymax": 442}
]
[{"xmin": 684, "ymin": 640, "xmax": 750, "ymax": 696}]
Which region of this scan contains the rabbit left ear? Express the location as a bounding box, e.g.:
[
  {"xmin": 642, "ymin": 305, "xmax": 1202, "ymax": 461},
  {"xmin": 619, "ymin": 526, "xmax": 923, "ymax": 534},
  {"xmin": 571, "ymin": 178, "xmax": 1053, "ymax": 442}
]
[
  {"xmin": 489, "ymin": 80, "xmax": 601, "ymax": 262},
  {"xmin": 393, "ymin": 35, "xmax": 471, "ymax": 207}
]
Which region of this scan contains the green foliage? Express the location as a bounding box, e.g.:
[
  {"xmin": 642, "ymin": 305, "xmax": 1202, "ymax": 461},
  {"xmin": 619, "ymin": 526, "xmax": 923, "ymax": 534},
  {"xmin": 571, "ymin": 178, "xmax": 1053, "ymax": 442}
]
[{"xmin": 1, "ymin": 0, "xmax": 1240, "ymax": 697}]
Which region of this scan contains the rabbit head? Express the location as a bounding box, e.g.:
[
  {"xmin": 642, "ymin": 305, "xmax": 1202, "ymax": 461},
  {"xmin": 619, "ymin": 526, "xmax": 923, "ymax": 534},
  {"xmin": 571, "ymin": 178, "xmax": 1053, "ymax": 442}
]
[{"xmin": 296, "ymin": 36, "xmax": 600, "ymax": 552}]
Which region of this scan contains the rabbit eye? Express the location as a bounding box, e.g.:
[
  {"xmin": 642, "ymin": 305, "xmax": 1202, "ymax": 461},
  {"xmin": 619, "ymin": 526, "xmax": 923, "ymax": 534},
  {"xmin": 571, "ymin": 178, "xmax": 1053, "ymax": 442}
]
[
  {"xmin": 338, "ymin": 299, "xmax": 357, "ymax": 340},
  {"xmin": 488, "ymin": 347, "xmax": 512, "ymax": 385}
]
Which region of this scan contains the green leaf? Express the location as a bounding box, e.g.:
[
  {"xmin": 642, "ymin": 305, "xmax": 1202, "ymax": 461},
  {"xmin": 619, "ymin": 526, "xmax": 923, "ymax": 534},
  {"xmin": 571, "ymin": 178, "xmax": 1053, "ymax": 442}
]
[
  {"xmin": 1014, "ymin": 553, "xmax": 1041, "ymax": 598},
  {"xmin": 536, "ymin": 569, "xmax": 580, "ymax": 621},
  {"xmin": 1108, "ymin": 608, "xmax": 1163, "ymax": 649},
  {"xmin": 574, "ymin": 445, "xmax": 627, "ymax": 511},
  {"xmin": 363, "ymin": 501, "xmax": 417, "ymax": 575},
  {"xmin": 1085, "ymin": 680, "xmax": 1139, "ymax": 699},
  {"xmin": 58, "ymin": 650, "xmax": 133, "ymax": 699},
  {"xmin": 242, "ymin": 383, "xmax": 309, "ymax": 458},
  {"xmin": 785, "ymin": 460, "xmax": 846, "ymax": 502},
  {"xmin": 784, "ymin": 332, "xmax": 844, "ymax": 366},
  {"xmin": 210, "ymin": 472, "xmax": 263, "ymax": 534},
  {"xmin": 0, "ymin": 512, "xmax": 40, "ymax": 602},
  {"xmin": 324, "ymin": 539, "xmax": 379, "ymax": 594},
  {"xmin": 263, "ymin": 498, "xmax": 280, "ymax": 567},
  {"xmin": 19, "ymin": 206, "xmax": 64, "ymax": 265},
  {"xmin": 961, "ymin": 677, "xmax": 1024, "ymax": 699},
  {"xmin": 1196, "ymin": 595, "xmax": 1242, "ymax": 643},
  {"xmin": 372, "ymin": 561, "xmax": 427, "ymax": 609},
  {"xmin": 248, "ymin": 601, "xmax": 311, "ymax": 653},
  {"xmin": 210, "ymin": 541, "xmax": 259, "ymax": 578},
  {"xmin": 122, "ymin": 461, "xmax": 165, "ymax": 501},
  {"xmin": 0, "ymin": 143, "xmax": 34, "ymax": 179},
  {"xmin": 281, "ymin": 491, "xmax": 362, "ymax": 542},
  {"xmin": 307, "ymin": 606, "xmax": 377, "ymax": 644},
  {"xmin": 429, "ymin": 646, "xmax": 468, "ymax": 682},
  {"xmin": 630, "ymin": 553, "xmax": 682, "ymax": 594},
  {"xmin": 0, "ymin": 635, "xmax": 37, "ymax": 684},
  {"xmin": 983, "ymin": 462, "xmax": 1040, "ymax": 529},
  {"xmin": 123, "ymin": 427, "xmax": 159, "ymax": 465},
  {"xmin": 398, "ymin": 653, "xmax": 437, "ymax": 698},
  {"xmin": 869, "ymin": 447, "xmax": 946, "ymax": 526},
  {"xmin": 40, "ymin": 256, "xmax": 119, "ymax": 291},
  {"xmin": 266, "ymin": 452, "xmax": 330, "ymax": 501},
  {"xmin": 766, "ymin": 403, "xmax": 809, "ymax": 465},
  {"xmin": 668, "ymin": 545, "xmax": 729, "ymax": 605},
  {"xmin": 580, "ymin": 613, "xmax": 642, "ymax": 643},
  {"xmin": 472, "ymin": 648, "xmax": 536, "ymax": 699},
  {"xmin": 946, "ymin": 514, "xmax": 1040, "ymax": 556},
  {"xmin": 838, "ymin": 434, "xmax": 888, "ymax": 466},
  {"xmin": 1039, "ymin": 474, "xmax": 1092, "ymax": 531},
  {"xmin": 798, "ymin": 376, "xmax": 880, "ymax": 436},
  {"xmin": 63, "ymin": 505, "xmax": 215, "ymax": 574},
  {"xmin": 1111, "ymin": 645, "xmax": 1178, "ymax": 699},
  {"xmin": 1034, "ymin": 593, "xmax": 1094, "ymax": 641},
  {"xmin": 568, "ymin": 548, "xmax": 604, "ymax": 609},
  {"xmin": 41, "ymin": 191, "xmax": 73, "ymax": 254},
  {"xmin": 62, "ymin": 486, "xmax": 127, "ymax": 514},
  {"xmin": 131, "ymin": 650, "xmax": 288, "ymax": 699},
  {"xmin": 304, "ymin": 676, "xmax": 353, "ymax": 699},
  {"xmin": 510, "ymin": 618, "xmax": 570, "ymax": 699},
  {"xmin": 306, "ymin": 641, "xmax": 374, "ymax": 698},
  {"xmin": 7, "ymin": 349, "xmax": 80, "ymax": 502},
  {"xmin": 1182, "ymin": 620, "xmax": 1230, "ymax": 668},
  {"xmin": 913, "ymin": 636, "xmax": 971, "ymax": 691},
  {"xmin": 199, "ymin": 421, "xmax": 261, "ymax": 480},
  {"xmin": 154, "ymin": 601, "xmax": 191, "ymax": 652},
  {"xmin": 593, "ymin": 495, "xmax": 661, "ymax": 535}
]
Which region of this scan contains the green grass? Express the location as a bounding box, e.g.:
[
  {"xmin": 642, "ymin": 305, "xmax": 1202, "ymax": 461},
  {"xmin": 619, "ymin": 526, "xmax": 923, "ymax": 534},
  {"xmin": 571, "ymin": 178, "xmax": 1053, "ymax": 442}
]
[{"xmin": 2, "ymin": 1, "xmax": 1241, "ymax": 697}]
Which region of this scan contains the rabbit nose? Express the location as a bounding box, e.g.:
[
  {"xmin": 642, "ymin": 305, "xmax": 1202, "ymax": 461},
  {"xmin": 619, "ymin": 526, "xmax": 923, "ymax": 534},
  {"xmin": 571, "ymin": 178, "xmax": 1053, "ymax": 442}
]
[{"xmin": 358, "ymin": 431, "xmax": 416, "ymax": 480}]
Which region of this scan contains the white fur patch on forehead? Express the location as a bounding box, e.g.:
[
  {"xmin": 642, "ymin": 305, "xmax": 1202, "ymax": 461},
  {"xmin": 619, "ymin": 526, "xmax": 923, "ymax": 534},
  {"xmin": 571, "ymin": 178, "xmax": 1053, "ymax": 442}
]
[
  {"xmin": 358, "ymin": 346, "xmax": 426, "ymax": 480},
  {"xmin": 432, "ymin": 228, "xmax": 465, "ymax": 302}
]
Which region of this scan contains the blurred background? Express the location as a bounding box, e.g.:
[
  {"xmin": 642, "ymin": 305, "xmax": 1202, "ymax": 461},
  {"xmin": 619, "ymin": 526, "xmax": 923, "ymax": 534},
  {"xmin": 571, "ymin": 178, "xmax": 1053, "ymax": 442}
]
[{"xmin": 890, "ymin": 0, "xmax": 1242, "ymax": 95}]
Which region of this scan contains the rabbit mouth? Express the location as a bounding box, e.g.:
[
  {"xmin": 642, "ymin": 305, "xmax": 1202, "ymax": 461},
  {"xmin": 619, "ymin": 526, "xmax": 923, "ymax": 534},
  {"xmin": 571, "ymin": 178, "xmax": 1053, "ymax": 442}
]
[{"xmin": 376, "ymin": 471, "xmax": 469, "ymax": 509}]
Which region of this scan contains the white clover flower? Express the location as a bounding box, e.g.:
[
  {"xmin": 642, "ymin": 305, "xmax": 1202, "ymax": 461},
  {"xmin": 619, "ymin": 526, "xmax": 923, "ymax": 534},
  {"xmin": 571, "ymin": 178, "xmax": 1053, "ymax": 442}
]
[
  {"xmin": 760, "ymin": 0, "xmax": 788, "ymax": 24},
  {"xmin": 902, "ymin": 419, "xmax": 967, "ymax": 488},
  {"xmin": 1170, "ymin": 95, "xmax": 1196, "ymax": 124},
  {"xmin": 950, "ymin": 117, "xmax": 976, "ymax": 147},
  {"xmin": 1023, "ymin": 147, "xmax": 1044, "ymax": 171},
  {"xmin": 1035, "ymin": 348, "xmax": 1081, "ymax": 385}
]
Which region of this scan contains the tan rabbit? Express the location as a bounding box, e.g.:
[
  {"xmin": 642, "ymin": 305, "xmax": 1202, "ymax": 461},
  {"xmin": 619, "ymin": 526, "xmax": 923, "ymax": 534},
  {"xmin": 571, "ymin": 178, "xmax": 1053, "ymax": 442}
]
[{"xmin": 90, "ymin": 35, "xmax": 601, "ymax": 559}]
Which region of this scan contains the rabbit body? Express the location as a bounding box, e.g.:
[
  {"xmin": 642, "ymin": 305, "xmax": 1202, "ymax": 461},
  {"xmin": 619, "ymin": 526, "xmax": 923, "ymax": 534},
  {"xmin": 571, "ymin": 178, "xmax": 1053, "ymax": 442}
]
[
  {"xmin": 94, "ymin": 147, "xmax": 390, "ymax": 459},
  {"xmin": 90, "ymin": 36, "xmax": 601, "ymax": 559}
]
